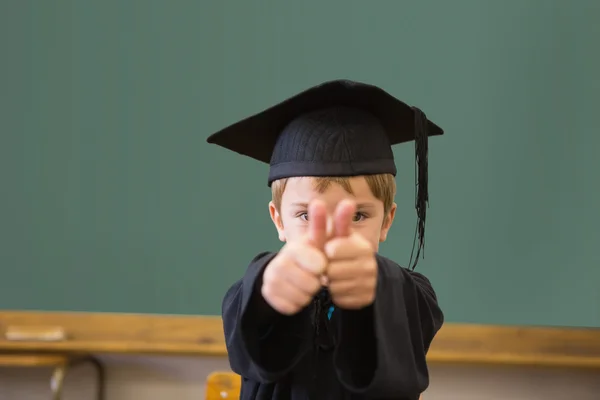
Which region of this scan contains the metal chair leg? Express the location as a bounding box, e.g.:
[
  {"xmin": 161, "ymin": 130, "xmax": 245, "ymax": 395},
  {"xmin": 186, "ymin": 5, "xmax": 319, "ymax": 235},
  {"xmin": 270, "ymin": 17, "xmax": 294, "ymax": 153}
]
[
  {"xmin": 50, "ymin": 364, "xmax": 67, "ymax": 400},
  {"xmin": 49, "ymin": 356, "xmax": 106, "ymax": 400}
]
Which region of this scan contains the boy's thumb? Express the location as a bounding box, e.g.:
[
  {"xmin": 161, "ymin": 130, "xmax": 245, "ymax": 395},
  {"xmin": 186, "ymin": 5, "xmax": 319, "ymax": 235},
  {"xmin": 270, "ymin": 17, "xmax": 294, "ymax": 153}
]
[{"xmin": 307, "ymin": 200, "xmax": 328, "ymax": 248}]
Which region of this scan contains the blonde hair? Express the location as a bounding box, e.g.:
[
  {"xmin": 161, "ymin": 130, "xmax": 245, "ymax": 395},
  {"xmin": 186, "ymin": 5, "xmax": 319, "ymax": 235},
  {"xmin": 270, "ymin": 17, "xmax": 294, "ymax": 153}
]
[{"xmin": 271, "ymin": 174, "xmax": 396, "ymax": 213}]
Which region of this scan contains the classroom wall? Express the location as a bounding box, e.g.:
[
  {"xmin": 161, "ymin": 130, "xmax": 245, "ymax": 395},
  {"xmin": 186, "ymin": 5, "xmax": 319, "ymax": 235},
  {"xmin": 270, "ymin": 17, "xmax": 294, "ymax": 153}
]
[{"xmin": 1, "ymin": 356, "xmax": 598, "ymax": 400}]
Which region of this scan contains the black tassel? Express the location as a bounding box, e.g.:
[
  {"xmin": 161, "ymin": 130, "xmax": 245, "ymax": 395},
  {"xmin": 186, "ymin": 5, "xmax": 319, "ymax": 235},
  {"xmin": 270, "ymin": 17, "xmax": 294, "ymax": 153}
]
[
  {"xmin": 312, "ymin": 289, "xmax": 334, "ymax": 350},
  {"xmin": 408, "ymin": 107, "xmax": 429, "ymax": 271}
]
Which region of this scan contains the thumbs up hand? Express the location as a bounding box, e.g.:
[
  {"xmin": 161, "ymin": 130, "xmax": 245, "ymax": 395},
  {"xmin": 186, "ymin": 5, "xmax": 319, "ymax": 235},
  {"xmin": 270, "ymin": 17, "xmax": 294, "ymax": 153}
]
[
  {"xmin": 324, "ymin": 199, "xmax": 378, "ymax": 310},
  {"xmin": 261, "ymin": 200, "xmax": 329, "ymax": 315},
  {"xmin": 261, "ymin": 198, "xmax": 377, "ymax": 315}
]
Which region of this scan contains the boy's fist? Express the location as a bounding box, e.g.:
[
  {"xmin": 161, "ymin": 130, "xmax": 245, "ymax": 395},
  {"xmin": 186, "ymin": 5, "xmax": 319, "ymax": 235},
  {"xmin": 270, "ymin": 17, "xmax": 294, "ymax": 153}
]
[
  {"xmin": 261, "ymin": 201, "xmax": 328, "ymax": 315},
  {"xmin": 325, "ymin": 199, "xmax": 378, "ymax": 309}
]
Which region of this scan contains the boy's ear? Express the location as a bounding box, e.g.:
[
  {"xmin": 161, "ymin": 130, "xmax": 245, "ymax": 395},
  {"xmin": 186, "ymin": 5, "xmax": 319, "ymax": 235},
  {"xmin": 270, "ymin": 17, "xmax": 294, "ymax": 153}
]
[
  {"xmin": 268, "ymin": 201, "xmax": 286, "ymax": 242},
  {"xmin": 379, "ymin": 202, "xmax": 397, "ymax": 243}
]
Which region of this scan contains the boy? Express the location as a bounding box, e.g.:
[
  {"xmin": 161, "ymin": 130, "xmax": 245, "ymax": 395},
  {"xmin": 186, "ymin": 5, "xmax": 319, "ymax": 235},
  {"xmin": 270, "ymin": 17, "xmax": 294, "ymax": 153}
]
[{"xmin": 207, "ymin": 80, "xmax": 444, "ymax": 400}]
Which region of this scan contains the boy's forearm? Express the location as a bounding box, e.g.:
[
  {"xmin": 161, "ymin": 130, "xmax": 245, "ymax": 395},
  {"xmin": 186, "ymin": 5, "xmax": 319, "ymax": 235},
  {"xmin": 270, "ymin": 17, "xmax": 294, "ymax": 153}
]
[{"xmin": 222, "ymin": 252, "xmax": 311, "ymax": 382}]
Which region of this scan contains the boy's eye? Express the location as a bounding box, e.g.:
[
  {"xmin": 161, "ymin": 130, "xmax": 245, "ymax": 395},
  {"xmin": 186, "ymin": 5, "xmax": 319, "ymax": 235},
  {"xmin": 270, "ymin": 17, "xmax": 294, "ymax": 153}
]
[
  {"xmin": 353, "ymin": 212, "xmax": 367, "ymax": 222},
  {"xmin": 297, "ymin": 212, "xmax": 367, "ymax": 222}
]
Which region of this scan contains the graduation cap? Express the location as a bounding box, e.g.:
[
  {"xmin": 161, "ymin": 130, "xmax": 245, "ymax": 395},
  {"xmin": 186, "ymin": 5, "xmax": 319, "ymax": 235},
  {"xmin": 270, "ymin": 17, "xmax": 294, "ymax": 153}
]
[{"xmin": 207, "ymin": 79, "xmax": 444, "ymax": 269}]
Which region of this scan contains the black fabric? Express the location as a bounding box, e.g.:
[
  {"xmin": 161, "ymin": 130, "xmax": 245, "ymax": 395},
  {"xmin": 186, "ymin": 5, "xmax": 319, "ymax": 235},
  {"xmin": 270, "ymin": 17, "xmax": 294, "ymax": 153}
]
[
  {"xmin": 267, "ymin": 106, "xmax": 397, "ymax": 183},
  {"xmin": 222, "ymin": 252, "xmax": 444, "ymax": 400}
]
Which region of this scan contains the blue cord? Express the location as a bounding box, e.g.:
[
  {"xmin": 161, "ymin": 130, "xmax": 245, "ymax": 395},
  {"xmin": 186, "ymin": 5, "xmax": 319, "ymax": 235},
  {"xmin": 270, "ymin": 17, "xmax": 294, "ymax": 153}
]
[{"xmin": 327, "ymin": 305, "xmax": 335, "ymax": 320}]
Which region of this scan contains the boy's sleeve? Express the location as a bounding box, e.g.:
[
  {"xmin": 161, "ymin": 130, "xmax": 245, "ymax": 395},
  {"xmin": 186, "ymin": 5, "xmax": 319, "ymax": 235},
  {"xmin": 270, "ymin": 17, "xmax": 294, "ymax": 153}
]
[
  {"xmin": 221, "ymin": 252, "xmax": 312, "ymax": 383},
  {"xmin": 333, "ymin": 255, "xmax": 444, "ymax": 398}
]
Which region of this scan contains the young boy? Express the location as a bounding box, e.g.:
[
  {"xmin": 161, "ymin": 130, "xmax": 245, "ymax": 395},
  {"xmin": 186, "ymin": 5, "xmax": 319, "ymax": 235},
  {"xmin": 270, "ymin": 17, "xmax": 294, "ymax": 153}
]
[{"xmin": 207, "ymin": 80, "xmax": 444, "ymax": 400}]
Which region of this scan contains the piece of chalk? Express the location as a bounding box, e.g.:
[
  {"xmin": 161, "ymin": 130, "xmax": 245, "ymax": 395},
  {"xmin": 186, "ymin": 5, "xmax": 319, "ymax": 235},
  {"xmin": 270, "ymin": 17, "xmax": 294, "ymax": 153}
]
[{"xmin": 4, "ymin": 326, "xmax": 67, "ymax": 342}]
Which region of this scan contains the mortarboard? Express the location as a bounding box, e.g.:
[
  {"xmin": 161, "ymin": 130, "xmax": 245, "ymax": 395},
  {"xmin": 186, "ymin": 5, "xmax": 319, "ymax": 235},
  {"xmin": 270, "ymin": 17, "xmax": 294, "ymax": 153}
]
[{"xmin": 207, "ymin": 79, "xmax": 444, "ymax": 269}]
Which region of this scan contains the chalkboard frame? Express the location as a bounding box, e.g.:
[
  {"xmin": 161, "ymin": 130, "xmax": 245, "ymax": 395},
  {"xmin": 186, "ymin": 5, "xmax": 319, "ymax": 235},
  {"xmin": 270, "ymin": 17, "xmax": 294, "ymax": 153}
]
[{"xmin": 1, "ymin": 311, "xmax": 599, "ymax": 369}]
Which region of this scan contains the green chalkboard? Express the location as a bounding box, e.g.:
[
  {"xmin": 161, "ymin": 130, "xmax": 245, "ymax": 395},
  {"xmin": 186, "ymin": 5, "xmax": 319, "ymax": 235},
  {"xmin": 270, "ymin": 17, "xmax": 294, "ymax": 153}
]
[{"xmin": 1, "ymin": 1, "xmax": 599, "ymax": 327}]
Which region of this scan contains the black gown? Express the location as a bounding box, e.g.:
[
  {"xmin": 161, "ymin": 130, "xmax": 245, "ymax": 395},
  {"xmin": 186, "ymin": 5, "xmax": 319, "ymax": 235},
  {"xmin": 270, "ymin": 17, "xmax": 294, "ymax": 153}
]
[{"xmin": 222, "ymin": 252, "xmax": 444, "ymax": 400}]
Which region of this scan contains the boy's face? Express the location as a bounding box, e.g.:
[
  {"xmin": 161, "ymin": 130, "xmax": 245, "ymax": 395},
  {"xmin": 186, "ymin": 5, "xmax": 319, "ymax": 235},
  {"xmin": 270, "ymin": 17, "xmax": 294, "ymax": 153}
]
[{"xmin": 269, "ymin": 176, "xmax": 396, "ymax": 252}]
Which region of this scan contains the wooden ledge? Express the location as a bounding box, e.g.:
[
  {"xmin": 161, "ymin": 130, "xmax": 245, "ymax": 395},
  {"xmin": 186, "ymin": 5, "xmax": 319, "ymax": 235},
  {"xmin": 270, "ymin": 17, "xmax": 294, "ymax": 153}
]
[
  {"xmin": 428, "ymin": 323, "xmax": 600, "ymax": 369},
  {"xmin": 0, "ymin": 353, "xmax": 70, "ymax": 368},
  {"xmin": 1, "ymin": 310, "xmax": 599, "ymax": 369},
  {"xmin": 0, "ymin": 311, "xmax": 225, "ymax": 356}
]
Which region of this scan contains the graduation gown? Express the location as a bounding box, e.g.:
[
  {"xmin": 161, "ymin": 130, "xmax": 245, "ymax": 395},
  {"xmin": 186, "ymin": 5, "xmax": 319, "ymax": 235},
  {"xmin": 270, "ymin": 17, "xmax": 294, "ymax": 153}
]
[{"xmin": 222, "ymin": 252, "xmax": 444, "ymax": 400}]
